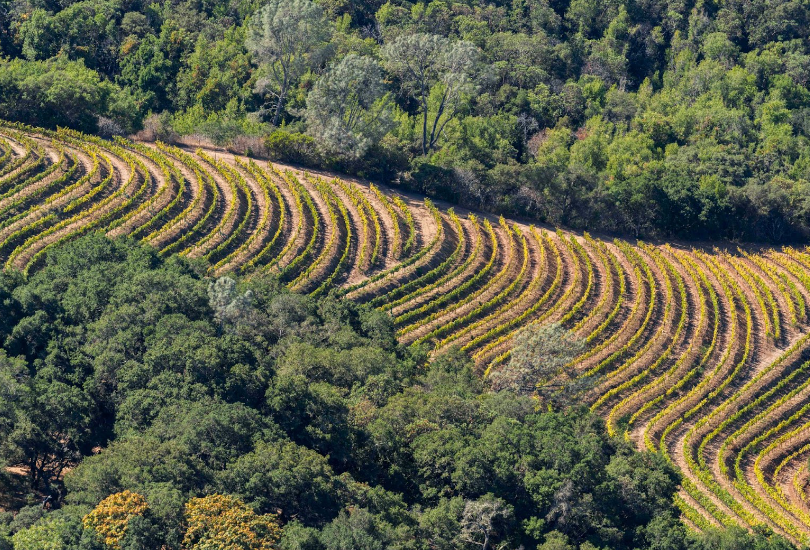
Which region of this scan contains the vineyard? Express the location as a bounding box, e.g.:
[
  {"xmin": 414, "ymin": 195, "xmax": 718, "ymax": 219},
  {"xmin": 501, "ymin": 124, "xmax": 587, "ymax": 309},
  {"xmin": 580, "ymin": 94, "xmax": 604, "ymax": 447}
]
[{"xmin": 4, "ymin": 121, "xmax": 810, "ymax": 541}]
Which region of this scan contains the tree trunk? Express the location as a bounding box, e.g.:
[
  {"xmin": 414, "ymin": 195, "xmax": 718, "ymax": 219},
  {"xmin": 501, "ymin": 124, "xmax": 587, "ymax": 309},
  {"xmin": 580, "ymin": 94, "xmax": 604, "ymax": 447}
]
[
  {"xmin": 272, "ymin": 92, "xmax": 285, "ymax": 127},
  {"xmin": 421, "ymin": 101, "xmax": 429, "ymax": 156},
  {"xmin": 428, "ymin": 91, "xmax": 448, "ymax": 151},
  {"xmin": 28, "ymin": 457, "xmax": 39, "ymax": 489},
  {"xmin": 272, "ymin": 73, "xmax": 289, "ymax": 127}
]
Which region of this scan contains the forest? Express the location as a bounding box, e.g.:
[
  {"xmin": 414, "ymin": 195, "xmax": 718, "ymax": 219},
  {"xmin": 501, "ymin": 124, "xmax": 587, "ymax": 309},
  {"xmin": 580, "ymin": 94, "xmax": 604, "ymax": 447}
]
[
  {"xmin": 0, "ymin": 233, "xmax": 799, "ymax": 550},
  {"xmin": 2, "ymin": 0, "xmax": 810, "ymax": 545},
  {"xmin": 1, "ymin": 0, "xmax": 810, "ymax": 241}
]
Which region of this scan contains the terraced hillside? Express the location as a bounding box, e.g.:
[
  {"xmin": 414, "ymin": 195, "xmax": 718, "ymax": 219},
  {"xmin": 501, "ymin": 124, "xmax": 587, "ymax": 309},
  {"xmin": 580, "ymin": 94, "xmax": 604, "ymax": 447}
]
[{"xmin": 4, "ymin": 121, "xmax": 810, "ymax": 540}]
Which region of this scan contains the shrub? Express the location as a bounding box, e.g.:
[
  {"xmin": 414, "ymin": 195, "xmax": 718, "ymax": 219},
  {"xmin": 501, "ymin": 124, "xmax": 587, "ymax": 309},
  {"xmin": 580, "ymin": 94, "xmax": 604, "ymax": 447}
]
[{"xmin": 264, "ymin": 130, "xmax": 321, "ymax": 166}]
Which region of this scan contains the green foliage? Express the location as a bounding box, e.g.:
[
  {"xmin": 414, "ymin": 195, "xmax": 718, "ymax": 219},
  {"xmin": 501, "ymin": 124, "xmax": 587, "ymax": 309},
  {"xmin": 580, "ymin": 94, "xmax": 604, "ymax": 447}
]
[
  {"xmin": 117, "ymin": 20, "xmax": 189, "ymax": 114},
  {"xmin": 246, "ymin": 0, "xmax": 332, "ymax": 126},
  {"xmin": 489, "ymin": 322, "xmax": 587, "ymax": 402},
  {"xmin": 382, "ymin": 33, "xmax": 480, "ymax": 155},
  {"xmin": 10, "ymin": 514, "xmax": 84, "ymax": 550},
  {"xmin": 175, "ymin": 27, "xmax": 254, "ymax": 114},
  {"xmin": 265, "ymin": 130, "xmax": 321, "ymax": 165},
  {"xmin": 19, "ymin": 1, "xmax": 122, "ymax": 71},
  {"xmin": 0, "ymin": 58, "xmax": 138, "ymax": 134},
  {"xmin": 220, "ymin": 440, "xmax": 345, "ymax": 525},
  {"xmin": 304, "ymin": 54, "xmax": 392, "ymax": 159}
]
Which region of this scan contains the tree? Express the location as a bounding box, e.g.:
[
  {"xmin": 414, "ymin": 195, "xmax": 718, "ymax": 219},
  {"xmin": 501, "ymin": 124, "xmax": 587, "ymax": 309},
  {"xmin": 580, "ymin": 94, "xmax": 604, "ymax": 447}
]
[
  {"xmin": 0, "ymin": 352, "xmax": 26, "ymax": 456},
  {"xmin": 10, "ymin": 515, "xmax": 85, "ymax": 550},
  {"xmin": 318, "ymin": 509, "xmax": 392, "ymax": 550},
  {"xmin": 83, "ymin": 491, "xmax": 149, "ymax": 549},
  {"xmin": 246, "ymin": 0, "xmax": 332, "ymax": 126},
  {"xmin": 382, "ymin": 33, "xmax": 479, "ymax": 155},
  {"xmin": 175, "ymin": 28, "xmax": 254, "ymax": 114},
  {"xmin": 0, "ymin": 57, "xmax": 139, "ymax": 133},
  {"xmin": 488, "ymin": 323, "xmax": 586, "ymax": 403},
  {"xmin": 220, "ymin": 439, "xmax": 344, "ymax": 525},
  {"xmin": 182, "ymin": 494, "xmax": 281, "ymax": 550},
  {"xmin": 305, "ymin": 54, "xmax": 393, "ymax": 158},
  {"xmin": 18, "ymin": 2, "xmax": 122, "ymax": 75},
  {"xmin": 537, "ymin": 530, "xmax": 574, "ymax": 550},
  {"xmin": 117, "ymin": 20, "xmax": 187, "ymax": 115},
  {"xmin": 456, "ymin": 495, "xmax": 514, "ymax": 550},
  {"xmin": 3, "ymin": 375, "xmax": 94, "ymax": 490},
  {"xmin": 208, "ymin": 276, "xmax": 259, "ymax": 331}
]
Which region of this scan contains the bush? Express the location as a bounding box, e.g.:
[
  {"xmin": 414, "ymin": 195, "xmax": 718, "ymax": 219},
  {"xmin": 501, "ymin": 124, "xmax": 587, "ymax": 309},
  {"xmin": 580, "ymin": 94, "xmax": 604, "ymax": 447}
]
[
  {"xmin": 133, "ymin": 113, "xmax": 178, "ymax": 143},
  {"xmin": 10, "ymin": 515, "xmax": 83, "ymax": 550},
  {"xmin": 264, "ymin": 130, "xmax": 321, "ymax": 166},
  {"xmin": 402, "ymin": 159, "xmax": 458, "ymax": 202}
]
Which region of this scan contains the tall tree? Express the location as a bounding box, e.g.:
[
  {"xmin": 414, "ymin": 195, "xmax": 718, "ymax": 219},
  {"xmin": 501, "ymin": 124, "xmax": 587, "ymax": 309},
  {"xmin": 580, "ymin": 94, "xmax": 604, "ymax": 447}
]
[
  {"xmin": 182, "ymin": 494, "xmax": 281, "ymax": 550},
  {"xmin": 82, "ymin": 491, "xmax": 149, "ymax": 549},
  {"xmin": 457, "ymin": 495, "xmax": 514, "ymax": 550},
  {"xmin": 488, "ymin": 322, "xmax": 587, "ymax": 404},
  {"xmin": 246, "ymin": 0, "xmax": 331, "ymax": 126},
  {"xmin": 382, "ymin": 33, "xmax": 479, "ymax": 155},
  {"xmin": 305, "ymin": 54, "xmax": 393, "ymax": 158}
]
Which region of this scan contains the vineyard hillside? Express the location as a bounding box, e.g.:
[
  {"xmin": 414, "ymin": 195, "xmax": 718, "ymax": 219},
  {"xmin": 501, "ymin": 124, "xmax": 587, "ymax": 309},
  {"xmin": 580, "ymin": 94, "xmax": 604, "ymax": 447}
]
[{"xmin": 4, "ymin": 121, "xmax": 810, "ymax": 541}]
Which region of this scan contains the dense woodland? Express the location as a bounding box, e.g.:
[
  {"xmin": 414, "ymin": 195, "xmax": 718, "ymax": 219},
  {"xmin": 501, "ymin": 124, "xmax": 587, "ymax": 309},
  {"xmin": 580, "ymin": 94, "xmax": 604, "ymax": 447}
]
[
  {"xmin": 0, "ymin": 233, "xmax": 797, "ymax": 550},
  {"xmin": 1, "ymin": 0, "xmax": 810, "ymax": 241}
]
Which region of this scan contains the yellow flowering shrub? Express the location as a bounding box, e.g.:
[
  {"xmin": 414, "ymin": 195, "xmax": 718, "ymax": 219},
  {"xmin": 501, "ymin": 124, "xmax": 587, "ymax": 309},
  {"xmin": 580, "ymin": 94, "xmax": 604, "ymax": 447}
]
[
  {"xmin": 82, "ymin": 490, "xmax": 149, "ymax": 549},
  {"xmin": 182, "ymin": 494, "xmax": 281, "ymax": 550}
]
